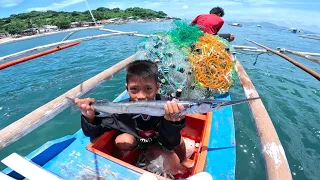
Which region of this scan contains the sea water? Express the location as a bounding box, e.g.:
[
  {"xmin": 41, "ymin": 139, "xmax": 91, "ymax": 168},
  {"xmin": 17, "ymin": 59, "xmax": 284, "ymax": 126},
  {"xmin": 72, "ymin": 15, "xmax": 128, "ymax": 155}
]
[{"xmin": 0, "ymin": 21, "xmax": 319, "ymax": 180}]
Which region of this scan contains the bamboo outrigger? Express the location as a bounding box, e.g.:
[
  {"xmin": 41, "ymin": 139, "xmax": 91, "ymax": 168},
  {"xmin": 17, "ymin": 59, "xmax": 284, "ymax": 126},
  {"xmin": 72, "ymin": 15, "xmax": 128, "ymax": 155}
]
[
  {"xmin": 235, "ymin": 60, "xmax": 292, "ymax": 179},
  {"xmin": 299, "ymin": 34, "xmax": 320, "ymax": 41},
  {"xmin": 278, "ymin": 48, "xmax": 320, "ymax": 64},
  {"xmin": 0, "ymin": 42, "xmax": 80, "ymax": 70},
  {"xmin": 246, "ymin": 39, "xmax": 320, "ymax": 81},
  {"xmin": 0, "ymin": 27, "xmax": 293, "ymax": 180},
  {"xmin": 233, "ymin": 45, "xmax": 320, "ymax": 57},
  {"xmin": 0, "ymin": 30, "xmax": 141, "ymax": 62}
]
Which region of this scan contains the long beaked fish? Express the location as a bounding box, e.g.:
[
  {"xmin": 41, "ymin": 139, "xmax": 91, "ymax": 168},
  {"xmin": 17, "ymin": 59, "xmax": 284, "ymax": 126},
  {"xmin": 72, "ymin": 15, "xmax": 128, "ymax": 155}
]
[{"xmin": 67, "ymin": 97, "xmax": 260, "ymax": 117}]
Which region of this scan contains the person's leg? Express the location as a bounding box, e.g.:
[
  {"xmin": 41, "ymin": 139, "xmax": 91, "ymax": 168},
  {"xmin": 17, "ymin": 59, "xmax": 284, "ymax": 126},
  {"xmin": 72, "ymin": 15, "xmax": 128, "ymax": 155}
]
[{"xmin": 113, "ymin": 133, "xmax": 138, "ymax": 158}]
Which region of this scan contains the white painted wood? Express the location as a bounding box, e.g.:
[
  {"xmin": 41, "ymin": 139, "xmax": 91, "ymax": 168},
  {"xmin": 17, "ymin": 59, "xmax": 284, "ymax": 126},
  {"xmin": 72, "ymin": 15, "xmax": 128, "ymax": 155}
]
[
  {"xmin": 0, "ymin": 26, "xmax": 104, "ymax": 45},
  {"xmin": 0, "ymin": 172, "xmax": 15, "ymax": 180},
  {"xmin": 0, "ymin": 31, "xmax": 136, "ymax": 62},
  {"xmin": 99, "ymin": 28, "xmax": 150, "ymax": 37},
  {"xmin": 1, "ymin": 153, "xmax": 62, "ymax": 180},
  {"xmin": 187, "ymin": 172, "xmax": 213, "ymax": 180}
]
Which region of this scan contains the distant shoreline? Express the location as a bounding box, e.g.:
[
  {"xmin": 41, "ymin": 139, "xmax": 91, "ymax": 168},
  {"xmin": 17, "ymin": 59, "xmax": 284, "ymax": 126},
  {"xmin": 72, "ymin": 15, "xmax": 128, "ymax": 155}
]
[
  {"xmin": 0, "ymin": 19, "xmax": 173, "ymax": 45},
  {"xmin": 0, "ymin": 26, "xmax": 105, "ymax": 45}
]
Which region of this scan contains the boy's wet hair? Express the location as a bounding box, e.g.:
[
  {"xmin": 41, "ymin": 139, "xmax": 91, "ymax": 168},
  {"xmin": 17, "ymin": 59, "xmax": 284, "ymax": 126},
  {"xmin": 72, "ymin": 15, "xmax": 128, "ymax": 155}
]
[
  {"xmin": 210, "ymin": 7, "xmax": 224, "ymax": 17},
  {"xmin": 126, "ymin": 60, "xmax": 158, "ymax": 83}
]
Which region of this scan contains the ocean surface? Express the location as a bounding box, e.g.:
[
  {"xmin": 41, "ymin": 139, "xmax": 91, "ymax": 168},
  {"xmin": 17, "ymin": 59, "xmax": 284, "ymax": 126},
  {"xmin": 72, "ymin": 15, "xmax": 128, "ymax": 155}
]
[{"xmin": 0, "ymin": 21, "xmax": 319, "ymax": 180}]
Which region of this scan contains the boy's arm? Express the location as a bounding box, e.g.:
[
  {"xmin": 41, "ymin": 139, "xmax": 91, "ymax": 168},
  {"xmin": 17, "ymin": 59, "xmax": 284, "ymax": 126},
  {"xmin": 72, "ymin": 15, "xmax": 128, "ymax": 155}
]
[
  {"xmin": 158, "ymin": 117, "xmax": 186, "ymax": 162},
  {"xmin": 81, "ymin": 113, "xmax": 138, "ymax": 139},
  {"xmin": 81, "ymin": 114, "xmax": 114, "ymax": 138}
]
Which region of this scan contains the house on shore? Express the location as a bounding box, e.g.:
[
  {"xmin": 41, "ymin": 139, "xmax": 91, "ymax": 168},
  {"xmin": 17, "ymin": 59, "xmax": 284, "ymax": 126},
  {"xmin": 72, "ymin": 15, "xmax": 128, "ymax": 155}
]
[
  {"xmin": 71, "ymin": 22, "xmax": 81, "ymax": 28},
  {"xmin": 21, "ymin": 28, "xmax": 38, "ymax": 36},
  {"xmin": 81, "ymin": 21, "xmax": 97, "ymax": 27},
  {"xmin": 43, "ymin": 25, "xmax": 58, "ymax": 32}
]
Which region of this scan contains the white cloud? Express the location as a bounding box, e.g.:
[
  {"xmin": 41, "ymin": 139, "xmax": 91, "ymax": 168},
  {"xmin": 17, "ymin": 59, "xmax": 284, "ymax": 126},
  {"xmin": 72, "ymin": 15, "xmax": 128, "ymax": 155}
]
[
  {"xmin": 27, "ymin": 0, "xmax": 85, "ymax": 11},
  {"xmin": 106, "ymin": 2, "xmax": 124, "ymax": 9},
  {"xmin": 182, "ymin": 5, "xmax": 188, "ymax": 9},
  {"xmin": 0, "ymin": 0, "xmax": 23, "ymax": 7}
]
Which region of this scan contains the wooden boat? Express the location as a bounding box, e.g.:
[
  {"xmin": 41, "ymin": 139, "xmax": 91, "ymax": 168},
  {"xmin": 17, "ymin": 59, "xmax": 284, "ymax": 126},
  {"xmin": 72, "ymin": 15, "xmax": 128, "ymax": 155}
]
[
  {"xmin": 0, "ymin": 27, "xmax": 292, "ymax": 180},
  {"xmin": 1, "ymin": 89, "xmax": 235, "ymax": 179}
]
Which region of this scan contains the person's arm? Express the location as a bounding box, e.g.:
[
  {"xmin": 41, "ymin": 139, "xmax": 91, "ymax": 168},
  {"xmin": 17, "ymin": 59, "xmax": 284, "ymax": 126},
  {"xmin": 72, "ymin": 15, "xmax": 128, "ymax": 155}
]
[
  {"xmin": 216, "ymin": 20, "xmax": 224, "ymax": 34},
  {"xmin": 158, "ymin": 117, "xmax": 186, "ymax": 161},
  {"xmin": 81, "ymin": 114, "xmax": 114, "ymax": 138},
  {"xmin": 76, "ymin": 97, "xmax": 119, "ymax": 138}
]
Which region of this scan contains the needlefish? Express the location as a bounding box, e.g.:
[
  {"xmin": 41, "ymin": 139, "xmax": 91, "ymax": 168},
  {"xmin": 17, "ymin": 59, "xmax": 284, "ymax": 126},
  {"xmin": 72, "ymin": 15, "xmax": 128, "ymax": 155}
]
[{"xmin": 67, "ymin": 97, "xmax": 260, "ymax": 117}]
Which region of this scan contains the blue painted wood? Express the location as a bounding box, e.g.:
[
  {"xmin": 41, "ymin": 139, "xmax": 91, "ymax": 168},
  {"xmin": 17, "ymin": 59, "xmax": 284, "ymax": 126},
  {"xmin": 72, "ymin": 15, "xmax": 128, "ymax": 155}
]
[
  {"xmin": 205, "ymin": 147, "xmax": 236, "ymax": 180},
  {"xmin": 2, "ymin": 135, "xmax": 76, "ymax": 179},
  {"xmin": 42, "ymin": 130, "xmax": 141, "ymax": 180},
  {"xmin": 208, "ymin": 95, "xmax": 236, "ymax": 148},
  {"xmin": 205, "ymin": 94, "xmax": 236, "ymax": 179}
]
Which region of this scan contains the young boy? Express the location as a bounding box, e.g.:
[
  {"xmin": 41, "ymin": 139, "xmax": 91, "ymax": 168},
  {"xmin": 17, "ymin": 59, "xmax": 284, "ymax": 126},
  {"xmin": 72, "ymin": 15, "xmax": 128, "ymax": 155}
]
[{"xmin": 75, "ymin": 60, "xmax": 192, "ymax": 168}]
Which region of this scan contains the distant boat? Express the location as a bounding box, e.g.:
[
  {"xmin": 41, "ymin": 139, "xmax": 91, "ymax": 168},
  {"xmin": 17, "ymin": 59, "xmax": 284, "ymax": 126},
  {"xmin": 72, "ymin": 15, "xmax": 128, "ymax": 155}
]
[
  {"xmin": 257, "ymin": 25, "xmax": 262, "ymax": 28},
  {"xmin": 289, "ymin": 28, "xmax": 300, "ymax": 33},
  {"xmin": 230, "ymin": 23, "xmax": 243, "ymax": 27}
]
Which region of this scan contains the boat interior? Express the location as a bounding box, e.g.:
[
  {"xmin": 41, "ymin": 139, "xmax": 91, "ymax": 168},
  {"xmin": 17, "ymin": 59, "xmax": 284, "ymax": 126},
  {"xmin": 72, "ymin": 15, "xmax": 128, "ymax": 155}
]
[{"xmin": 86, "ymin": 113, "xmax": 212, "ymax": 179}]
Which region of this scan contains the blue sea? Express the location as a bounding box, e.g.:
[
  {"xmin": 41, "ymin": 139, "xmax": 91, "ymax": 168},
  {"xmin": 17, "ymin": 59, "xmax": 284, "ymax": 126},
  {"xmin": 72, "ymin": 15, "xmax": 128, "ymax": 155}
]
[{"xmin": 0, "ymin": 21, "xmax": 319, "ymax": 180}]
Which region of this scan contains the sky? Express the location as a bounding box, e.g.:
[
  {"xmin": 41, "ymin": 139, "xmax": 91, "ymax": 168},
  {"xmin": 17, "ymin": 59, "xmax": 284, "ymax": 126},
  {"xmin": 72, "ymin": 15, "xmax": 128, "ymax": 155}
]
[{"xmin": 0, "ymin": 0, "xmax": 319, "ymax": 32}]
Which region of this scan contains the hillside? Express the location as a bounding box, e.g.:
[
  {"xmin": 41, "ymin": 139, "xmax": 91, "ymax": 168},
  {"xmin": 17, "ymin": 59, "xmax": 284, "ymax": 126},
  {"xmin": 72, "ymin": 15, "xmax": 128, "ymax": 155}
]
[{"xmin": 0, "ymin": 7, "xmax": 170, "ymax": 34}]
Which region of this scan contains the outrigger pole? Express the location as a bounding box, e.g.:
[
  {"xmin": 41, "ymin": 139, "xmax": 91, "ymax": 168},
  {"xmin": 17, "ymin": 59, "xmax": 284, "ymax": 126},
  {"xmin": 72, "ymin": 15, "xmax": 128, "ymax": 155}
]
[
  {"xmin": 0, "ymin": 55, "xmax": 135, "ymax": 149},
  {"xmin": 299, "ymin": 35, "xmax": 320, "ymax": 41},
  {"xmin": 235, "ymin": 59, "xmax": 292, "ymax": 180},
  {"xmin": 233, "ymin": 45, "xmax": 320, "ymax": 57},
  {"xmin": 278, "ymin": 48, "xmax": 320, "ymax": 65},
  {"xmin": 246, "ymin": 39, "xmax": 320, "ymax": 81},
  {"xmin": 0, "ymin": 42, "xmax": 80, "ymax": 70},
  {"xmin": 0, "ymin": 31, "xmax": 137, "ymax": 62}
]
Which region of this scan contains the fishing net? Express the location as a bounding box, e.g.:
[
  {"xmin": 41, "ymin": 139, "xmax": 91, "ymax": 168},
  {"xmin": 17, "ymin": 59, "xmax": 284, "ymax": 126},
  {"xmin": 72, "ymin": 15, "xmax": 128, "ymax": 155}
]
[
  {"xmin": 189, "ymin": 34, "xmax": 234, "ymax": 93},
  {"xmin": 134, "ymin": 20, "xmax": 235, "ymax": 99},
  {"xmin": 166, "ymin": 20, "xmax": 204, "ymax": 48}
]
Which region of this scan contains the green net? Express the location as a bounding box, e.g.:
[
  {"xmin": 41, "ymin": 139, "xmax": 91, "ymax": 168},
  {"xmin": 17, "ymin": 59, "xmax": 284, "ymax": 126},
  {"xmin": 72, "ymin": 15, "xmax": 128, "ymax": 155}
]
[{"xmin": 166, "ymin": 20, "xmax": 204, "ymax": 48}]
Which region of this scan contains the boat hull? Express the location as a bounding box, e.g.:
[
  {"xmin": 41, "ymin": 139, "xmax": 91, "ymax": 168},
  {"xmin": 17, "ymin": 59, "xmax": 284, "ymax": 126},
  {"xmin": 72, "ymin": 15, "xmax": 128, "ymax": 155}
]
[{"xmin": 2, "ymin": 91, "xmax": 236, "ymax": 179}]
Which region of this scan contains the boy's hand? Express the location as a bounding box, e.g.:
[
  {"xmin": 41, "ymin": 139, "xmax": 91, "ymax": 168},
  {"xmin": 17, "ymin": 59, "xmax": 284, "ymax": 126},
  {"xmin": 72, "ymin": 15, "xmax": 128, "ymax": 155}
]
[
  {"xmin": 164, "ymin": 100, "xmax": 185, "ymax": 122},
  {"xmin": 75, "ymin": 98, "xmax": 96, "ymax": 122}
]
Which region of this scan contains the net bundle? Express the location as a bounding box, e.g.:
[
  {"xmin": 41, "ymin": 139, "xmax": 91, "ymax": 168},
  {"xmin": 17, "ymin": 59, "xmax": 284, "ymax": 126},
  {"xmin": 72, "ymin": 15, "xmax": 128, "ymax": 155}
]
[{"xmin": 134, "ymin": 21, "xmax": 235, "ymax": 99}]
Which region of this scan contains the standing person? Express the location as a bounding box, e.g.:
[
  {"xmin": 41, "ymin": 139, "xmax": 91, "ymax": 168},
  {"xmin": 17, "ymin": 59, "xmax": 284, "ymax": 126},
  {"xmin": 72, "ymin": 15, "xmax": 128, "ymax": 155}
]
[{"xmin": 191, "ymin": 7, "xmax": 235, "ymax": 42}]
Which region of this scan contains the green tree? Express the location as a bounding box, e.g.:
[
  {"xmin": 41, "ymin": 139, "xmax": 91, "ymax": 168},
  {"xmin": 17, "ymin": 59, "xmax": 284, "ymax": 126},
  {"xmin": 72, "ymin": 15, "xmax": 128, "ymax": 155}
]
[
  {"xmin": 0, "ymin": 7, "xmax": 174, "ymax": 33},
  {"xmin": 55, "ymin": 17, "xmax": 71, "ymax": 29},
  {"xmin": 4, "ymin": 20, "xmax": 25, "ymax": 34}
]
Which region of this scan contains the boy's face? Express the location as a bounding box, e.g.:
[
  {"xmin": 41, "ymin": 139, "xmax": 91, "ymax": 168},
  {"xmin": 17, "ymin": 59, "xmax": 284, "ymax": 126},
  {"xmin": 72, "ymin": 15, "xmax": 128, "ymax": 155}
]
[{"xmin": 126, "ymin": 76, "xmax": 159, "ymax": 101}]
